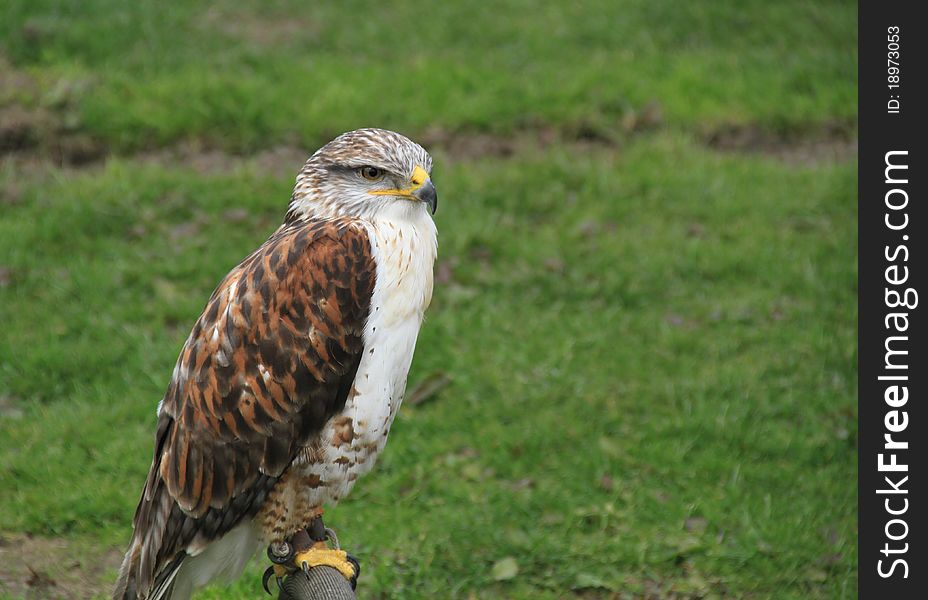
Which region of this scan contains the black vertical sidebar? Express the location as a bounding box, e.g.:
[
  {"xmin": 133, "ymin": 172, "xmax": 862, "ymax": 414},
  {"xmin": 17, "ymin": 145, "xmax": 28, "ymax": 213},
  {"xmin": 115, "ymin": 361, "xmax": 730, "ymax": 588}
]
[{"xmin": 859, "ymin": 1, "xmax": 925, "ymax": 598}]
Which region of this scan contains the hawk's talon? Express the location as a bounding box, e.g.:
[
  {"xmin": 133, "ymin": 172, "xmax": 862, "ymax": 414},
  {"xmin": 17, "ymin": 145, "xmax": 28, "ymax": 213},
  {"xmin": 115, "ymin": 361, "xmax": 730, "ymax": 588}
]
[
  {"xmin": 262, "ymin": 561, "xmax": 291, "ymax": 594},
  {"xmin": 345, "ymin": 553, "xmax": 361, "ymax": 590},
  {"xmin": 261, "ymin": 566, "xmax": 281, "ymax": 595}
]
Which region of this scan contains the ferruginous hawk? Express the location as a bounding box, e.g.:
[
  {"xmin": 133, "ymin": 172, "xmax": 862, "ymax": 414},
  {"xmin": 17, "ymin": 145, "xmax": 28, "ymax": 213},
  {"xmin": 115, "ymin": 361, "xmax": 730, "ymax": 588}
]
[{"xmin": 114, "ymin": 128, "xmax": 438, "ymax": 599}]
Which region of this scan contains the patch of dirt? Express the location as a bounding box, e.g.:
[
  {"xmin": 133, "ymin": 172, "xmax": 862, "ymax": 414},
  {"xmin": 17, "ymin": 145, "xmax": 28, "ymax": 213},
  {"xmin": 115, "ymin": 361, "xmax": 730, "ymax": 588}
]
[
  {"xmin": 418, "ymin": 123, "xmax": 623, "ymax": 161},
  {"xmin": 419, "ymin": 101, "xmax": 664, "ymax": 161},
  {"xmin": 1, "ymin": 59, "xmax": 106, "ymax": 167},
  {"xmin": 137, "ymin": 140, "xmax": 310, "ymax": 180},
  {"xmin": 3, "ymin": 119, "xmax": 859, "ymax": 184},
  {"xmin": 0, "ymin": 533, "xmax": 122, "ymax": 599},
  {"xmin": 419, "ymin": 127, "xmax": 521, "ymax": 160},
  {"xmin": 0, "ymin": 105, "xmax": 51, "ymax": 153},
  {"xmin": 0, "ymin": 105, "xmax": 108, "ymax": 167},
  {"xmin": 704, "ymin": 121, "xmax": 857, "ymax": 165},
  {"xmin": 420, "ymin": 111, "xmax": 854, "ymax": 166}
]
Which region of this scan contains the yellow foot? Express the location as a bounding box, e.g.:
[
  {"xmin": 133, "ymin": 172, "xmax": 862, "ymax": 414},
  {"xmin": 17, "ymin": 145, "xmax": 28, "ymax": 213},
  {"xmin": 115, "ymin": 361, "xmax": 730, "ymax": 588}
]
[
  {"xmin": 272, "ymin": 563, "xmax": 289, "ymax": 579},
  {"xmin": 262, "ymin": 519, "xmax": 361, "ymax": 593},
  {"xmin": 294, "ymin": 541, "xmax": 359, "ymax": 582}
]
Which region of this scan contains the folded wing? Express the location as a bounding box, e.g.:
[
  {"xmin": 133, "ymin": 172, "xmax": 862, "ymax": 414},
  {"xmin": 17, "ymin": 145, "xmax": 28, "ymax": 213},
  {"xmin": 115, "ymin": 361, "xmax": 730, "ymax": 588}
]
[{"xmin": 114, "ymin": 218, "xmax": 375, "ymax": 598}]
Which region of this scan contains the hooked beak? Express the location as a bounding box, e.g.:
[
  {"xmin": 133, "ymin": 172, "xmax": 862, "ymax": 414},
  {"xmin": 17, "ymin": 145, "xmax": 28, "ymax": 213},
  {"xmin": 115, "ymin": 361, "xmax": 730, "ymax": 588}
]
[
  {"xmin": 409, "ymin": 164, "xmax": 437, "ymax": 214},
  {"xmin": 415, "ymin": 179, "xmax": 438, "ymax": 214}
]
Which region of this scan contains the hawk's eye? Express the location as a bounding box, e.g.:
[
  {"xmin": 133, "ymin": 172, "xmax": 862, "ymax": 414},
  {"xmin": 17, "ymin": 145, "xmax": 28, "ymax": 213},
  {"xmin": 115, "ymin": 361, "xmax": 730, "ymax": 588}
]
[{"xmin": 359, "ymin": 166, "xmax": 384, "ymax": 181}]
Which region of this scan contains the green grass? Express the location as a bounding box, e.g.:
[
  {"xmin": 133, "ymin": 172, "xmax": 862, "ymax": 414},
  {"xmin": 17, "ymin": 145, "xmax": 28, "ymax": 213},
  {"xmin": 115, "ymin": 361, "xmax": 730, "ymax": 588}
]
[
  {"xmin": 1, "ymin": 1, "xmax": 856, "ymax": 598},
  {"xmin": 2, "ymin": 0, "xmax": 855, "ymax": 151}
]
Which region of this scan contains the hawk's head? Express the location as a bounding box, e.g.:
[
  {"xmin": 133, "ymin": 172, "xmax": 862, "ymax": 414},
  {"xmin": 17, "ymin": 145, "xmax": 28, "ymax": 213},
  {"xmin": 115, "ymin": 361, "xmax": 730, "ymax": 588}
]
[{"xmin": 288, "ymin": 128, "xmax": 437, "ymax": 222}]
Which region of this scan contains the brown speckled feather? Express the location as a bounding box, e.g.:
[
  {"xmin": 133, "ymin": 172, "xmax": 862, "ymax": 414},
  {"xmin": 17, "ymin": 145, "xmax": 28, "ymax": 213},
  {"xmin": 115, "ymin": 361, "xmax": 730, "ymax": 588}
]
[{"xmin": 117, "ymin": 218, "xmax": 375, "ymax": 598}]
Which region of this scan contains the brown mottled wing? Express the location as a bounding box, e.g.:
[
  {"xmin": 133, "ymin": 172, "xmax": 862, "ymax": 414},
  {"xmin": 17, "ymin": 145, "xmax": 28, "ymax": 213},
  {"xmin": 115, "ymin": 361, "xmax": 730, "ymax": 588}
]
[{"xmin": 118, "ymin": 218, "xmax": 375, "ymax": 598}]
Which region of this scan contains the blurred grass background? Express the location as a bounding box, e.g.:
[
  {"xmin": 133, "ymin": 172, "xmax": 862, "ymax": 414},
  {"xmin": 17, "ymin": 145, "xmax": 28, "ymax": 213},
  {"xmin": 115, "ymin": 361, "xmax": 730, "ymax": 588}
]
[{"xmin": 1, "ymin": 1, "xmax": 856, "ymax": 598}]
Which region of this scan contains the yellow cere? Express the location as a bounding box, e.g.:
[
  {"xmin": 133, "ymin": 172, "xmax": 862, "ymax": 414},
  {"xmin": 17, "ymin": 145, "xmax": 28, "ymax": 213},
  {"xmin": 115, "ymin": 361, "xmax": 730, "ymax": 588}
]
[
  {"xmin": 368, "ymin": 165, "xmax": 429, "ymax": 199},
  {"xmin": 410, "ymin": 165, "xmax": 428, "ymax": 186}
]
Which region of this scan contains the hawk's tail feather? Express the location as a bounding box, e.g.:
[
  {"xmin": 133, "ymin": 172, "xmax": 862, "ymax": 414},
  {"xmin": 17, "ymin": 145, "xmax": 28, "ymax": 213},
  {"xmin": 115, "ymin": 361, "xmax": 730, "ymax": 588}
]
[
  {"xmin": 113, "ymin": 540, "xmax": 140, "ymax": 600},
  {"xmin": 113, "ymin": 540, "xmax": 186, "ymax": 600},
  {"xmin": 149, "ymin": 554, "xmax": 186, "ymax": 600}
]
